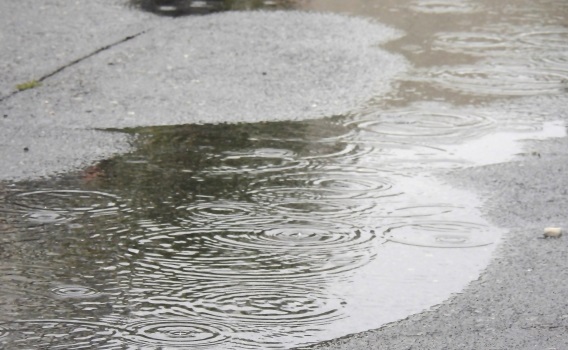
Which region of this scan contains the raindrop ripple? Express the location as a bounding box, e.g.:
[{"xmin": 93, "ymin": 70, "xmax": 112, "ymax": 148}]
[{"xmin": 385, "ymin": 220, "xmax": 497, "ymax": 248}]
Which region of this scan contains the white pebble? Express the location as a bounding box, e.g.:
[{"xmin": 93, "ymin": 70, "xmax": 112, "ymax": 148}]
[{"xmin": 543, "ymin": 227, "xmax": 562, "ymax": 238}]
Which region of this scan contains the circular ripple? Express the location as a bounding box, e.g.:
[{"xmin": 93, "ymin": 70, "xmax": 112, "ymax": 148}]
[
  {"xmin": 387, "ymin": 204, "xmax": 458, "ymax": 218},
  {"xmin": 385, "ymin": 221, "xmax": 497, "ymax": 248},
  {"xmin": 210, "ymin": 148, "xmax": 309, "ymax": 175},
  {"xmin": 534, "ymin": 54, "xmax": 568, "ymax": 67},
  {"xmin": 432, "ymin": 32, "xmax": 514, "ymax": 56},
  {"xmin": 517, "ymin": 29, "xmax": 568, "ymax": 50},
  {"xmin": 188, "ymin": 282, "xmax": 344, "ymax": 326},
  {"xmin": 8, "ymin": 190, "xmax": 121, "ymax": 215},
  {"xmin": 353, "ymin": 107, "xmax": 494, "ymax": 141},
  {"xmin": 51, "ymin": 285, "xmax": 101, "ymax": 299},
  {"xmin": 215, "ymin": 224, "xmax": 378, "ymax": 252},
  {"xmin": 124, "ymin": 320, "xmax": 231, "ymax": 348},
  {"xmin": 249, "ymin": 169, "xmax": 397, "ymax": 203},
  {"xmin": 206, "ymin": 142, "xmax": 373, "ymax": 176},
  {"xmin": 266, "ymin": 199, "xmax": 378, "ymax": 224},
  {"xmin": 141, "ymin": 226, "xmax": 381, "ymax": 281},
  {"xmin": 409, "ymin": 0, "xmax": 480, "ymax": 14},
  {"xmin": 426, "ymin": 65, "xmax": 568, "ymax": 96},
  {"xmin": 434, "ymin": 28, "xmax": 568, "ymax": 57},
  {"xmin": 173, "ymin": 202, "xmax": 280, "ymax": 232},
  {"xmin": 0, "ymin": 320, "xmax": 120, "ymax": 347},
  {"xmin": 300, "ymin": 143, "xmax": 374, "ymax": 162},
  {"xmin": 179, "ymin": 201, "xmax": 257, "ymax": 227}
]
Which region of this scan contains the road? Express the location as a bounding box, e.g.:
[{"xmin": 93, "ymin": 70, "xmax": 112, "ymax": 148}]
[
  {"xmin": 0, "ymin": 0, "xmax": 405, "ymax": 180},
  {"xmin": 2, "ymin": 1, "xmax": 568, "ymax": 349}
]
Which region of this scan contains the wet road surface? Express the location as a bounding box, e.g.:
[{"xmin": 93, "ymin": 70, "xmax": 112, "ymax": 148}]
[{"xmin": 1, "ymin": 0, "xmax": 568, "ymax": 349}]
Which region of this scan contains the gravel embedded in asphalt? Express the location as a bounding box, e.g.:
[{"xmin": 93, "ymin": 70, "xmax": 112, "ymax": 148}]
[{"xmin": 0, "ymin": 2, "xmax": 406, "ymax": 180}]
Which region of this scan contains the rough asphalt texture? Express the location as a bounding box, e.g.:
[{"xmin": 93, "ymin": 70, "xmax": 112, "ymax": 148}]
[
  {"xmin": 0, "ymin": 0, "xmax": 405, "ymax": 180},
  {"xmin": 2, "ymin": 2, "xmax": 568, "ymax": 350}
]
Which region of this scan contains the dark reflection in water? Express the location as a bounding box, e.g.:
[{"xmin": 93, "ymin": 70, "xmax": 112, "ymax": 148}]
[
  {"xmin": 131, "ymin": 0, "xmax": 299, "ymax": 16},
  {"xmin": 0, "ymin": 116, "xmax": 504, "ymax": 349}
]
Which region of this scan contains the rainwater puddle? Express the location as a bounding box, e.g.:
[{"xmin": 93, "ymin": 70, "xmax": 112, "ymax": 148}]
[
  {"xmin": 1, "ymin": 115, "xmax": 564, "ymax": 348},
  {"xmin": 2, "ymin": 0, "xmax": 568, "ymax": 349}
]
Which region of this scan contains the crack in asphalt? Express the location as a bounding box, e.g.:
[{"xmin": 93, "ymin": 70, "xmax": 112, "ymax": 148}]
[{"xmin": 0, "ymin": 30, "xmax": 149, "ymax": 103}]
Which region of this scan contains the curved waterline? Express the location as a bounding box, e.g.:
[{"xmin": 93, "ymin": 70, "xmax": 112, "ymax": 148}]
[{"xmin": 3, "ymin": 1, "xmax": 568, "ymax": 349}]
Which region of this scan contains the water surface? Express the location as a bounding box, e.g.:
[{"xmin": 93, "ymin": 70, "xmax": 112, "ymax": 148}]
[{"xmin": 1, "ymin": 0, "xmax": 567, "ymax": 348}]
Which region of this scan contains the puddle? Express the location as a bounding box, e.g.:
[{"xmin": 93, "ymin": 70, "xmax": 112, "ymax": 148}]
[
  {"xmin": 1, "ymin": 114, "xmax": 563, "ymax": 348},
  {"xmin": 1, "ymin": 0, "xmax": 568, "ymax": 349}
]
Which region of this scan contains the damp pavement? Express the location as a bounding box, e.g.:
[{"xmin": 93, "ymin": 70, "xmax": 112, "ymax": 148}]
[
  {"xmin": 0, "ymin": 0, "xmax": 405, "ymax": 180},
  {"xmin": 2, "ymin": 0, "xmax": 568, "ymax": 349}
]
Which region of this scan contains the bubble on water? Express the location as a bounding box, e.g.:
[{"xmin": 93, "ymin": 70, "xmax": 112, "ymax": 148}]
[
  {"xmin": 51, "ymin": 285, "xmax": 101, "ymax": 299},
  {"xmin": 385, "ymin": 221, "xmax": 497, "ymax": 248},
  {"xmin": 124, "ymin": 319, "xmax": 232, "ymax": 348}
]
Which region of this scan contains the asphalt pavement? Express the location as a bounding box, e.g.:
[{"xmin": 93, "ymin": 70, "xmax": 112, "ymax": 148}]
[
  {"xmin": 2, "ymin": 2, "xmax": 568, "ymax": 349},
  {"xmin": 0, "ymin": 0, "xmax": 406, "ymax": 180}
]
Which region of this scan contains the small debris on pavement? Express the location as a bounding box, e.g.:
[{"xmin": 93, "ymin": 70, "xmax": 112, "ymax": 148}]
[{"xmin": 543, "ymin": 227, "xmax": 562, "ymax": 238}]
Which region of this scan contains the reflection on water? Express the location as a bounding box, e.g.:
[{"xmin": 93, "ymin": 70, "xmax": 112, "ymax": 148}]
[
  {"xmin": 3, "ymin": 115, "xmax": 561, "ymax": 348},
  {"xmin": 1, "ymin": 0, "xmax": 568, "ymax": 349}
]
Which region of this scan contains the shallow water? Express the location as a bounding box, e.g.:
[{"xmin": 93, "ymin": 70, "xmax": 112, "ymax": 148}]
[{"xmin": 1, "ymin": 0, "xmax": 568, "ymax": 349}]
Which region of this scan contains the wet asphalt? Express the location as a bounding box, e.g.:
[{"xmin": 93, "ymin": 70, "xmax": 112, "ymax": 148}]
[
  {"xmin": 303, "ymin": 134, "xmax": 568, "ymax": 349},
  {"xmin": 0, "ymin": 0, "xmax": 405, "ymax": 180},
  {"xmin": 2, "ymin": 1, "xmax": 568, "ymax": 349}
]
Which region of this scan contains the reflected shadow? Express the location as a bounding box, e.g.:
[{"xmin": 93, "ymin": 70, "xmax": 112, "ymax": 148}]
[{"xmin": 94, "ymin": 118, "xmax": 366, "ymax": 224}]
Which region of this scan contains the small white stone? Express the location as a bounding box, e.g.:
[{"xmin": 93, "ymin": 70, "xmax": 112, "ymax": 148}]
[{"xmin": 543, "ymin": 227, "xmax": 562, "ymax": 238}]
